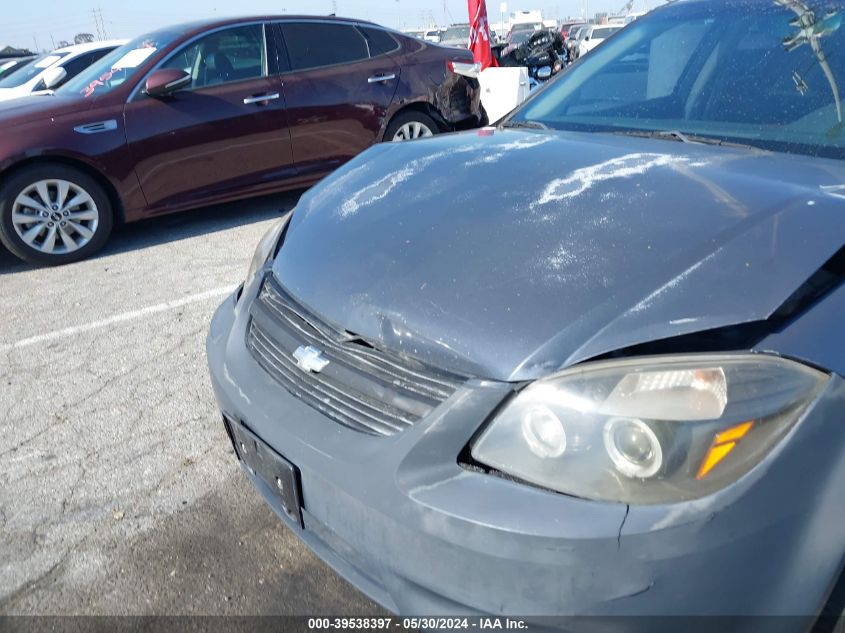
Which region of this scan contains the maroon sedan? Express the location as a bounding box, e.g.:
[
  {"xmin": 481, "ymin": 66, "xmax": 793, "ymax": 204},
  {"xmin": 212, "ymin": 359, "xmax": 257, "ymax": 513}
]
[{"xmin": 0, "ymin": 17, "xmax": 482, "ymax": 265}]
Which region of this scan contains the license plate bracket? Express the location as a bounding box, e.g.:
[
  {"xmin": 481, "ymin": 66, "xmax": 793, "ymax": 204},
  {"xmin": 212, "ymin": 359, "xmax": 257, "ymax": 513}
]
[{"xmin": 225, "ymin": 417, "xmax": 303, "ymax": 527}]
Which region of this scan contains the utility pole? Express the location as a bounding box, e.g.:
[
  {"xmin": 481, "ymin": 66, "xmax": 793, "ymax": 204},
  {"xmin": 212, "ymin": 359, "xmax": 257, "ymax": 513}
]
[
  {"xmin": 33, "ymin": 33, "xmax": 39, "ymax": 52},
  {"xmin": 50, "ymin": 34, "xmax": 56, "ymax": 49},
  {"xmin": 92, "ymin": 8, "xmax": 107, "ymax": 40},
  {"xmin": 100, "ymin": 8, "xmax": 108, "ymax": 39},
  {"xmin": 331, "ymin": 0, "xmax": 337, "ymax": 15}
]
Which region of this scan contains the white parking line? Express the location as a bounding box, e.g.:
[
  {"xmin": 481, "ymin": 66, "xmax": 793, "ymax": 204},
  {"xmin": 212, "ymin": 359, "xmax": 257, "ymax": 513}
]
[{"xmin": 0, "ymin": 285, "xmax": 237, "ymax": 353}]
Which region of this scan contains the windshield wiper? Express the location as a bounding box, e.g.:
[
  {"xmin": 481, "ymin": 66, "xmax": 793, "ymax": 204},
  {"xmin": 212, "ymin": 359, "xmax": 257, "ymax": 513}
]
[
  {"xmin": 500, "ymin": 119, "xmax": 549, "ymax": 130},
  {"xmin": 611, "ymin": 129, "xmax": 759, "ymax": 150}
]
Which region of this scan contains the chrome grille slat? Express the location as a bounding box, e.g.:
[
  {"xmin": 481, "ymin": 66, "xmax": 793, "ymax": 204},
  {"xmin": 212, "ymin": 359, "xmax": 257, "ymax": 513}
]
[
  {"xmin": 249, "ymin": 328, "xmax": 405, "ymax": 436},
  {"xmin": 260, "ymin": 284, "xmax": 459, "ymax": 398},
  {"xmin": 247, "ymin": 276, "xmax": 465, "ymax": 437},
  {"xmin": 263, "ymin": 303, "xmax": 449, "ymax": 403},
  {"xmin": 250, "ymin": 325, "xmax": 413, "ymax": 430}
]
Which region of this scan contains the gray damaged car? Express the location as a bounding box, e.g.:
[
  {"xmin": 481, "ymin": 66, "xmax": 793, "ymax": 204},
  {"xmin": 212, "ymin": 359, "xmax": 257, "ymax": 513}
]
[{"xmin": 208, "ymin": 0, "xmax": 845, "ymax": 625}]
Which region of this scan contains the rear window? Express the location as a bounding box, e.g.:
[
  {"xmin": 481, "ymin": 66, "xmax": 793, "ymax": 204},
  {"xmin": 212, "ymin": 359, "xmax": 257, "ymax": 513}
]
[
  {"xmin": 443, "ymin": 26, "xmax": 471, "ymax": 40},
  {"xmin": 282, "ymin": 23, "xmax": 370, "ymax": 71},
  {"xmin": 360, "ymin": 27, "xmax": 400, "ymax": 56}
]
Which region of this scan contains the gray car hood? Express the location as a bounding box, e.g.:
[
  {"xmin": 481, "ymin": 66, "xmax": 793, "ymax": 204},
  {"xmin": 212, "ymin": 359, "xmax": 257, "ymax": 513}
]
[{"xmin": 273, "ymin": 129, "xmax": 845, "ymax": 381}]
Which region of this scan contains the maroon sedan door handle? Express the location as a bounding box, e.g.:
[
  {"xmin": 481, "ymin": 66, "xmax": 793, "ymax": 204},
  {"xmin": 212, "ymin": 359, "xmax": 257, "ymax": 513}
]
[
  {"xmin": 367, "ymin": 73, "xmax": 396, "ymax": 84},
  {"xmin": 243, "ymin": 92, "xmax": 281, "ymax": 105}
]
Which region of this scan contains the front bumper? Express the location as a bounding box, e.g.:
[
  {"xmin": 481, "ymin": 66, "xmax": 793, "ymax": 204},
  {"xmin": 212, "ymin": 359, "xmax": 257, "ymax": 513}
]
[{"xmin": 207, "ymin": 286, "xmax": 845, "ymax": 624}]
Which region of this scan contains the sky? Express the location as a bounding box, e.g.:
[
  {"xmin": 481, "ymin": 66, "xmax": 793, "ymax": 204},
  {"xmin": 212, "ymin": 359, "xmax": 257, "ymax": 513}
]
[{"xmin": 2, "ymin": 0, "xmax": 646, "ymax": 51}]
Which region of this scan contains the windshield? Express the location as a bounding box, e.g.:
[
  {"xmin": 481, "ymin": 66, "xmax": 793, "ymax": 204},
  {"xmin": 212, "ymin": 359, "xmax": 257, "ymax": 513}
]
[
  {"xmin": 443, "ymin": 26, "xmax": 470, "ymax": 41},
  {"xmin": 592, "ymin": 26, "xmax": 621, "ymax": 39},
  {"xmin": 511, "ymin": 0, "xmax": 845, "ymax": 159},
  {"xmin": 512, "ymin": 23, "xmax": 543, "ymax": 33},
  {"xmin": 509, "ymin": 30, "xmax": 534, "ymax": 45},
  {"xmin": 0, "ymin": 53, "xmax": 67, "ymax": 89},
  {"xmin": 0, "ymin": 58, "xmax": 34, "ymax": 81},
  {"xmin": 58, "ymin": 27, "xmax": 184, "ymax": 98}
]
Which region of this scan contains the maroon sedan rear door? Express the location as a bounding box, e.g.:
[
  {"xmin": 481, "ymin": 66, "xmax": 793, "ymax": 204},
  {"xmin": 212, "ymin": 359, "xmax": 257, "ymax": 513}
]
[
  {"xmin": 124, "ymin": 23, "xmax": 294, "ymax": 213},
  {"xmin": 274, "ymin": 21, "xmax": 400, "ymax": 178}
]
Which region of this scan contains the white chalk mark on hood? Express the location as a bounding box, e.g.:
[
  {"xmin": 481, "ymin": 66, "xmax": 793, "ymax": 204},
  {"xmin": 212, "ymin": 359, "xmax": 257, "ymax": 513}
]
[
  {"xmin": 534, "ymin": 153, "xmax": 709, "ymax": 207},
  {"xmin": 338, "ymin": 144, "xmax": 483, "ymax": 218},
  {"xmin": 464, "ymin": 135, "xmax": 553, "ymax": 166}
]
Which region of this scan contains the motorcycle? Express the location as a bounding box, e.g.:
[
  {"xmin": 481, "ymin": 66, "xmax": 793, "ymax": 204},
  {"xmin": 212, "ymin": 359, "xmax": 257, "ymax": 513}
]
[{"xmin": 497, "ymin": 29, "xmax": 569, "ymax": 88}]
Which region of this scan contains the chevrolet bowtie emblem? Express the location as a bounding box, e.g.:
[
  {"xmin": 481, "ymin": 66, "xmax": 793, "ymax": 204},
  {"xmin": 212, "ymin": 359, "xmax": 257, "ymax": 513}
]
[{"xmin": 292, "ymin": 345, "xmax": 330, "ymax": 373}]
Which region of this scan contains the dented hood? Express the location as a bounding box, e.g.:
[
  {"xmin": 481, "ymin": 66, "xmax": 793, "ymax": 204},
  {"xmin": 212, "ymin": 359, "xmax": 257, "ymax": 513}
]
[{"xmin": 273, "ymin": 129, "xmax": 845, "ymax": 381}]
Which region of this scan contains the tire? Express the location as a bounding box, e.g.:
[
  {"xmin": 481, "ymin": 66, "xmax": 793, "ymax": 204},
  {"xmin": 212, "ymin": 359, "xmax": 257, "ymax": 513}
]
[
  {"xmin": 0, "ymin": 164, "xmax": 114, "ymax": 266},
  {"xmin": 384, "ymin": 111, "xmax": 440, "ymax": 142}
]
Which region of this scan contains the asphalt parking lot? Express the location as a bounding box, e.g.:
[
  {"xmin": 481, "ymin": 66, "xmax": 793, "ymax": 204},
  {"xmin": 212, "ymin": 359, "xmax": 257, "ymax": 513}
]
[{"xmin": 0, "ymin": 192, "xmax": 381, "ymax": 615}]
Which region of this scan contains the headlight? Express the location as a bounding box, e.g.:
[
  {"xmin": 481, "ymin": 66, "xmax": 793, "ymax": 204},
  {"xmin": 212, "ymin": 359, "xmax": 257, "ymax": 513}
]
[
  {"xmin": 245, "ymin": 214, "xmax": 290, "ymax": 284},
  {"xmin": 471, "ymin": 354, "xmax": 827, "ymax": 504}
]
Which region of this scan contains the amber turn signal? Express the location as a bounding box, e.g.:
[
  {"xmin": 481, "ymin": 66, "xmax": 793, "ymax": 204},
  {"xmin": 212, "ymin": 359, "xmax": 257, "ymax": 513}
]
[{"xmin": 696, "ymin": 421, "xmax": 754, "ymax": 480}]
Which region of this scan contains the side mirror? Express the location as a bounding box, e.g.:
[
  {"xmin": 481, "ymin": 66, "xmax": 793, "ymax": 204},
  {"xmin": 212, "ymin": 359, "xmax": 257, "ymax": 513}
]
[
  {"xmin": 144, "ymin": 69, "xmax": 191, "ymax": 98},
  {"xmin": 42, "ymin": 66, "xmax": 67, "ymax": 90},
  {"xmin": 536, "ymin": 66, "xmax": 552, "ymax": 80}
]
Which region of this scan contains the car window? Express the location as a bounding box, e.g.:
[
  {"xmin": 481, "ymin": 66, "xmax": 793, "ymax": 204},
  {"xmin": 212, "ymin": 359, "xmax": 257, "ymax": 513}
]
[
  {"xmin": 443, "ymin": 26, "xmax": 471, "ymax": 41},
  {"xmin": 59, "ymin": 49, "xmax": 113, "ymax": 84},
  {"xmin": 160, "ymin": 24, "xmax": 266, "ymax": 89},
  {"xmin": 281, "ymin": 23, "xmax": 369, "ymax": 71},
  {"xmin": 592, "ymin": 27, "xmax": 620, "ymax": 39},
  {"xmin": 0, "ymin": 52, "xmax": 68, "ymax": 88},
  {"xmin": 514, "ymin": 0, "xmax": 845, "ymax": 159},
  {"xmin": 359, "ymin": 27, "xmax": 400, "ymax": 56},
  {"xmin": 510, "ymin": 31, "xmax": 533, "ymax": 46},
  {"xmin": 59, "ymin": 27, "xmax": 186, "ymax": 99},
  {"xmin": 0, "ymin": 58, "xmax": 34, "ymax": 80}
]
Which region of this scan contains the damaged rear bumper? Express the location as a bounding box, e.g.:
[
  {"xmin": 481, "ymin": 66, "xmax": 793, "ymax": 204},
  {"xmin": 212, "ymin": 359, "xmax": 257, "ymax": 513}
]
[
  {"xmin": 207, "ymin": 286, "xmax": 845, "ymax": 624},
  {"xmin": 435, "ymin": 75, "xmax": 483, "ymax": 127}
]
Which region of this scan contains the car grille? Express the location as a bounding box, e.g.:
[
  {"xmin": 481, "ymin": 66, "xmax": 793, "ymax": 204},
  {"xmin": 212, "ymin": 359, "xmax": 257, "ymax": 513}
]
[{"xmin": 247, "ymin": 276, "xmax": 465, "ymax": 437}]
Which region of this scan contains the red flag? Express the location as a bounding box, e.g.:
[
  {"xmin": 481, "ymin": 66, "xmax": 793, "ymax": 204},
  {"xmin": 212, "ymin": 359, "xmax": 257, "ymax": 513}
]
[{"xmin": 468, "ymin": 0, "xmax": 498, "ymax": 70}]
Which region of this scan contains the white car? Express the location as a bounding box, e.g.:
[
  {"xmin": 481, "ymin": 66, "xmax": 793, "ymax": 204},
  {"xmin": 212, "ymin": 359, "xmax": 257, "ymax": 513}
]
[
  {"xmin": 0, "ymin": 40, "xmax": 126, "ymax": 102},
  {"xmin": 424, "ymin": 29, "xmax": 442, "ymax": 43},
  {"xmin": 576, "ymin": 24, "xmax": 622, "ymax": 58}
]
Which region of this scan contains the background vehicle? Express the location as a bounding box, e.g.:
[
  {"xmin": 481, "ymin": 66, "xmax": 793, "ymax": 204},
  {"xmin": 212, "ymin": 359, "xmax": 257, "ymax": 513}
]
[
  {"xmin": 440, "ymin": 23, "xmax": 471, "ymax": 48},
  {"xmin": 500, "ymin": 29, "xmax": 567, "ymax": 83},
  {"xmin": 0, "ymin": 56, "xmax": 35, "ymax": 81},
  {"xmin": 0, "ymin": 17, "xmax": 482, "ymax": 266},
  {"xmin": 502, "ymin": 27, "xmax": 536, "ymax": 54},
  {"xmin": 424, "ymin": 29, "xmax": 442, "ymax": 43},
  {"xmin": 559, "ymin": 20, "xmax": 585, "ymax": 39},
  {"xmin": 209, "ymin": 0, "xmax": 845, "ymax": 623},
  {"xmin": 0, "ymin": 41, "xmax": 125, "ymax": 101},
  {"xmin": 510, "ymin": 21, "xmax": 544, "ymax": 34},
  {"xmin": 575, "ymin": 24, "xmax": 621, "ymax": 58},
  {"xmin": 565, "ymin": 24, "xmax": 587, "ymax": 57}
]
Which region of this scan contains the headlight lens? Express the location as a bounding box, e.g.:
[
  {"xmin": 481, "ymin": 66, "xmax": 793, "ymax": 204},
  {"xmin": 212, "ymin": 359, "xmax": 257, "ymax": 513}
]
[
  {"xmin": 471, "ymin": 354, "xmax": 827, "ymax": 504},
  {"xmin": 245, "ymin": 216, "xmax": 289, "ymax": 284}
]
